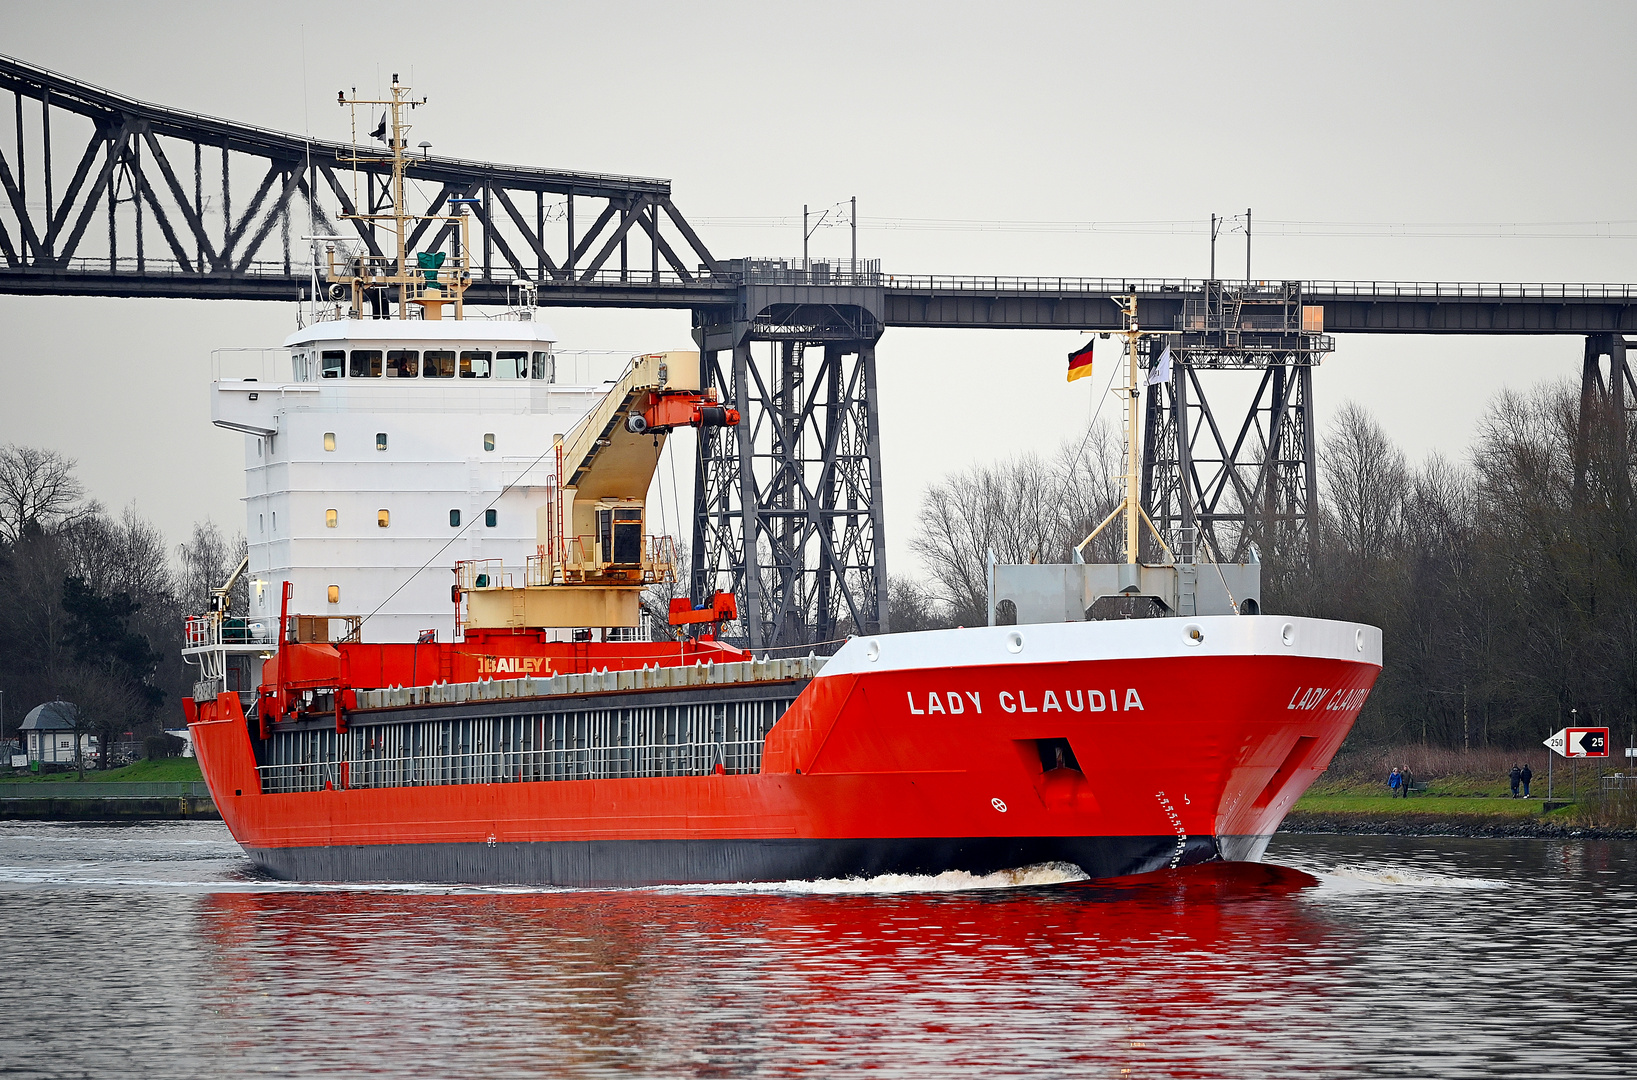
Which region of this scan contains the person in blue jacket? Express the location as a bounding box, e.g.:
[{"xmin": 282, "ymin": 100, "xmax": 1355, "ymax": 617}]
[{"xmin": 1388, "ymin": 767, "xmax": 1403, "ymax": 797}]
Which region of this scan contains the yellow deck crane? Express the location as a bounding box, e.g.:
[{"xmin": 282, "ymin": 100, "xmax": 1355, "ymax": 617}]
[{"xmin": 459, "ymin": 351, "xmax": 738, "ymax": 633}]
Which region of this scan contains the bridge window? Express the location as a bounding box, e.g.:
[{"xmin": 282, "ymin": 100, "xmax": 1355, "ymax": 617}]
[
  {"xmin": 460, "ymin": 350, "xmax": 492, "ymax": 378},
  {"xmin": 321, "ymin": 351, "xmax": 344, "ymax": 379},
  {"xmin": 350, "ymin": 350, "xmax": 383, "ymax": 378},
  {"xmin": 532, "ymin": 350, "xmax": 555, "ymax": 382},
  {"xmin": 485, "ymin": 509, "xmax": 497, "ymax": 528},
  {"xmin": 449, "ymin": 509, "xmax": 460, "ymax": 527},
  {"xmin": 376, "ymin": 432, "xmax": 388, "ymax": 451},
  {"xmin": 386, "ymin": 349, "xmax": 419, "ymax": 377},
  {"xmin": 328, "ymin": 585, "xmax": 340, "ymax": 604},
  {"xmin": 325, "ymin": 509, "xmax": 337, "ymax": 528},
  {"xmin": 423, "ymin": 350, "xmax": 456, "ymax": 378},
  {"xmin": 483, "ymin": 433, "xmax": 495, "ymax": 452},
  {"xmin": 324, "ymin": 432, "xmax": 336, "ymax": 452},
  {"xmin": 495, "ymin": 350, "xmax": 528, "ymax": 379},
  {"xmin": 378, "ymin": 509, "xmax": 390, "ymax": 528}
]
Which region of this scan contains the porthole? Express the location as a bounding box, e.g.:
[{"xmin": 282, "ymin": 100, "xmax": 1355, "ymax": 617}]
[
  {"xmin": 376, "ymin": 432, "xmax": 388, "ymax": 451},
  {"xmin": 485, "ymin": 508, "xmax": 497, "ymax": 528},
  {"xmin": 449, "ymin": 509, "xmax": 461, "ymax": 527},
  {"xmin": 1356, "ymin": 628, "xmax": 1366, "ymax": 652},
  {"xmin": 325, "ymin": 509, "xmax": 337, "ymax": 528},
  {"xmin": 1184, "ymin": 624, "xmax": 1204, "ymax": 646},
  {"xmin": 483, "ymin": 433, "xmax": 496, "ymax": 452},
  {"xmin": 327, "ymin": 584, "xmax": 340, "ymax": 604},
  {"xmin": 323, "ymin": 432, "xmax": 336, "ymax": 452},
  {"xmin": 1006, "ymin": 631, "xmax": 1024, "ymax": 654},
  {"xmin": 865, "ymin": 639, "xmax": 880, "ymax": 662},
  {"xmin": 378, "ymin": 509, "xmax": 390, "ymax": 528},
  {"xmin": 1281, "ymin": 623, "xmax": 1296, "ymax": 647}
]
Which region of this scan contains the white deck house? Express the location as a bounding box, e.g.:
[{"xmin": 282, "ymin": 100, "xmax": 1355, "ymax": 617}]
[{"xmin": 210, "ymin": 316, "xmax": 607, "ymax": 647}]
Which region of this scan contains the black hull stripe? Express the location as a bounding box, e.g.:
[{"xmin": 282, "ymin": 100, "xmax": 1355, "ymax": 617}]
[{"xmin": 247, "ymin": 834, "xmax": 1227, "ymax": 886}]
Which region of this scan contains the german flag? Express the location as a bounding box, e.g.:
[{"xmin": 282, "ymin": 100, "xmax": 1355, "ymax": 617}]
[{"xmin": 1066, "ymin": 340, "xmax": 1095, "ymax": 382}]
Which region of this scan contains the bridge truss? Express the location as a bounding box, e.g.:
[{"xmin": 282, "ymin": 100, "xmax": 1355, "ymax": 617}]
[
  {"xmin": 0, "ymin": 55, "xmax": 719, "ymax": 303},
  {"xmin": 5, "ymin": 54, "xmax": 1636, "ymax": 640}
]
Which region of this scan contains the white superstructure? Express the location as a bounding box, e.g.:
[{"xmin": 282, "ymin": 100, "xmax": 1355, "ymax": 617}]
[{"xmin": 211, "ymin": 316, "xmax": 607, "ymax": 643}]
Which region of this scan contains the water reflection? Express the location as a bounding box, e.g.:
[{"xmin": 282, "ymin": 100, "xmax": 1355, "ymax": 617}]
[
  {"xmin": 192, "ymin": 863, "xmax": 1333, "ymax": 1077},
  {"xmin": 3, "ymin": 827, "xmax": 1634, "ymax": 1078}
]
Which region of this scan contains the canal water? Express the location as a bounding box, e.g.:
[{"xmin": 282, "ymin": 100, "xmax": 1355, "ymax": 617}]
[{"xmin": 0, "ymin": 823, "xmax": 1630, "ymax": 1078}]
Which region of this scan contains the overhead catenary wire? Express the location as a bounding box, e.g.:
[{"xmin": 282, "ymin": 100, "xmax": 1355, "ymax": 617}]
[{"xmin": 689, "ymin": 214, "xmax": 1637, "ymax": 240}]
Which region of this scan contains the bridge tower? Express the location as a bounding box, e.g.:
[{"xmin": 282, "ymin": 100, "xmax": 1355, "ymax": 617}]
[
  {"xmin": 1140, "ymin": 281, "xmax": 1333, "ymax": 565},
  {"xmin": 1574, "ymin": 333, "xmax": 1636, "ymax": 507},
  {"xmin": 690, "ymin": 261, "xmax": 890, "ymax": 650}
]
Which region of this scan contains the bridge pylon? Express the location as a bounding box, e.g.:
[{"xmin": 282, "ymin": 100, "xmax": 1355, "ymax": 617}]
[
  {"xmin": 1140, "ymin": 280, "xmax": 1332, "ymax": 567},
  {"xmin": 690, "ymin": 260, "xmax": 889, "ymax": 650},
  {"xmin": 1574, "ymin": 333, "xmax": 1636, "ymax": 508}
]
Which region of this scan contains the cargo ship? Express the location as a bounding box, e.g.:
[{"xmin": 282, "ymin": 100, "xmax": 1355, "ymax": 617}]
[{"xmin": 184, "ymin": 76, "xmax": 1380, "ymax": 885}]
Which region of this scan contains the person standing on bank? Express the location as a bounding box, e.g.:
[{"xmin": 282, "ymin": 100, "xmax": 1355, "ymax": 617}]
[
  {"xmin": 1399, "ymin": 766, "xmax": 1412, "ymax": 798},
  {"xmin": 1388, "ymin": 767, "xmax": 1403, "ymax": 797},
  {"xmin": 1509, "ymin": 764, "xmax": 1522, "ymax": 798},
  {"xmin": 1520, "ymin": 763, "xmax": 1533, "ymax": 798}
]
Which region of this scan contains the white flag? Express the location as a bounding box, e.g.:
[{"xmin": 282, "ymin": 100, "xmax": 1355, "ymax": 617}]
[{"xmin": 1147, "ymin": 344, "xmax": 1172, "ymax": 386}]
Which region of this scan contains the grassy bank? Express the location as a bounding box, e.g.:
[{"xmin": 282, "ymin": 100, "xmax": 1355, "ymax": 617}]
[
  {"xmin": 1288, "ymin": 744, "xmax": 1637, "ymax": 834},
  {"xmin": 5, "ymin": 758, "xmax": 204, "ymax": 784}
]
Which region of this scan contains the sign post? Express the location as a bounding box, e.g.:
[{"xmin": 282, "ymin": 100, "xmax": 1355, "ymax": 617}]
[{"xmin": 1544, "ymin": 725, "xmax": 1610, "ymax": 802}]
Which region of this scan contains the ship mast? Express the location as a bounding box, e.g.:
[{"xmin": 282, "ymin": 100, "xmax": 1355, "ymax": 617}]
[
  {"xmin": 334, "ymin": 75, "xmax": 469, "ymax": 320},
  {"xmin": 1075, "ymin": 294, "xmax": 1176, "ymax": 565}
]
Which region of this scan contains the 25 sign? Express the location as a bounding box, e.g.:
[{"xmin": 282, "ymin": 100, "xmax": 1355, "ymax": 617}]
[{"xmin": 1543, "ymin": 727, "xmax": 1610, "ymax": 758}]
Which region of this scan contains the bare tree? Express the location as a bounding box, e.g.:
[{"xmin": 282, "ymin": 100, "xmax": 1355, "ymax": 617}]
[
  {"xmin": 1320, "ymin": 401, "xmax": 1408, "ymax": 558},
  {"xmin": 912, "ymin": 422, "xmax": 1124, "ymax": 625},
  {"xmin": 0, "ymin": 445, "xmax": 90, "ymax": 543},
  {"xmin": 176, "ymin": 520, "xmax": 248, "ymax": 615},
  {"xmin": 59, "ymin": 666, "xmax": 144, "ymax": 776}
]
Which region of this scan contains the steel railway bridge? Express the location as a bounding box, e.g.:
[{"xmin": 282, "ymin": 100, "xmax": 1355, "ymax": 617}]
[{"xmin": 4, "ymin": 55, "xmax": 1634, "ymax": 647}]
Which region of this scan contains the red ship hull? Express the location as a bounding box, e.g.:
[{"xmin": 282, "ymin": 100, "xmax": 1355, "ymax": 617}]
[{"xmin": 189, "ymin": 616, "xmax": 1380, "ymax": 885}]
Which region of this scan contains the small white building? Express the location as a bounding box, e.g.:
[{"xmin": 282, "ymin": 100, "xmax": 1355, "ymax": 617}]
[{"xmin": 20, "ymin": 702, "xmax": 97, "ymax": 766}]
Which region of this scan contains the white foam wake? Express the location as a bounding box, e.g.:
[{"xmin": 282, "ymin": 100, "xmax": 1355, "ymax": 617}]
[
  {"xmin": 1297, "ymin": 862, "xmax": 1505, "ymax": 892},
  {"xmin": 656, "ymin": 861, "xmax": 1091, "ymax": 896}
]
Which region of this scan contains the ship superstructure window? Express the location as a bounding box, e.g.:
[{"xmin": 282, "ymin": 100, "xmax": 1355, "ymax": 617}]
[
  {"xmin": 449, "ymin": 510, "xmax": 460, "ymax": 527},
  {"xmin": 460, "ymin": 350, "xmax": 492, "ymax": 378},
  {"xmin": 378, "ymin": 510, "xmax": 390, "ymax": 528},
  {"xmin": 386, "ymin": 350, "xmax": 418, "ymax": 378},
  {"xmin": 350, "ymin": 350, "xmax": 383, "ymax": 378},
  {"xmin": 325, "ymin": 509, "xmax": 338, "ymax": 528},
  {"xmin": 324, "ymin": 432, "xmax": 336, "ymax": 452},
  {"xmin": 423, "ymin": 350, "xmax": 456, "ymax": 378},
  {"xmin": 483, "ymin": 433, "xmax": 495, "ymax": 452},
  {"xmin": 485, "ymin": 509, "xmax": 497, "ymax": 528},
  {"xmin": 327, "ymin": 585, "xmax": 340, "ymax": 604},
  {"xmin": 532, "ymin": 350, "xmax": 555, "ymax": 381},
  {"xmin": 495, "ymin": 351, "xmax": 528, "ymax": 379},
  {"xmin": 376, "ymin": 432, "xmax": 388, "ymax": 451},
  {"xmin": 321, "ymin": 351, "xmax": 344, "ymax": 378}
]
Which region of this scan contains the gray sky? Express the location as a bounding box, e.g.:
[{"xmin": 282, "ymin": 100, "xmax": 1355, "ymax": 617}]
[{"xmin": 3, "ymin": 1, "xmax": 1633, "ymax": 578}]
